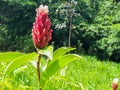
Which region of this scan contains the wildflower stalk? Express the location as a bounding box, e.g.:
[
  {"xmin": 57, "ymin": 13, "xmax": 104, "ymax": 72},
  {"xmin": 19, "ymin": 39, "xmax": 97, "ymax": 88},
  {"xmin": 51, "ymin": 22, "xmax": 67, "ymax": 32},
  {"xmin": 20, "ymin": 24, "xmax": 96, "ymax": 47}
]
[
  {"xmin": 37, "ymin": 54, "xmax": 41, "ymax": 90},
  {"xmin": 32, "ymin": 5, "xmax": 52, "ymax": 90}
]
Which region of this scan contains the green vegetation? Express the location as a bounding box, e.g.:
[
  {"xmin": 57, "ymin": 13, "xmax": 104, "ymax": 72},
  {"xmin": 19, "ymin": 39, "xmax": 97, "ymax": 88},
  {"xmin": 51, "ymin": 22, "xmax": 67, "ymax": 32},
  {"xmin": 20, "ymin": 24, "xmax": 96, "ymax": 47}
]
[
  {"xmin": 0, "ymin": 52, "xmax": 120, "ymax": 90},
  {"xmin": 0, "ymin": 0, "xmax": 120, "ymax": 89},
  {"xmin": 0, "ymin": 0, "xmax": 120, "ymax": 62},
  {"xmin": 112, "ymin": 24, "xmax": 120, "ymax": 31}
]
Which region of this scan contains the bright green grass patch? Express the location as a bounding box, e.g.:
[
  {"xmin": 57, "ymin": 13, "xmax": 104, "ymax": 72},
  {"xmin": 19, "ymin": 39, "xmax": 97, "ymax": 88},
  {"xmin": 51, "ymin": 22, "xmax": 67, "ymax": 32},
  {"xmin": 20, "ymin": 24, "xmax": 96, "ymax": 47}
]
[
  {"xmin": 65, "ymin": 55, "xmax": 120, "ymax": 90},
  {"xmin": 0, "ymin": 52, "xmax": 120, "ymax": 90},
  {"xmin": 0, "ymin": 52, "xmax": 24, "ymax": 62},
  {"xmin": 112, "ymin": 24, "xmax": 120, "ymax": 31},
  {"xmin": 44, "ymin": 55, "xmax": 120, "ymax": 90}
]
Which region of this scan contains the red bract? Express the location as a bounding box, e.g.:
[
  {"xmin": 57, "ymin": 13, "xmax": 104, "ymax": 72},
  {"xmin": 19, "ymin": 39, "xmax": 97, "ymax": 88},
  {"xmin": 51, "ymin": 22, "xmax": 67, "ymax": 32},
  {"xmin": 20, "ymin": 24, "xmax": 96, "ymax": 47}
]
[
  {"xmin": 112, "ymin": 83, "xmax": 118, "ymax": 90},
  {"xmin": 112, "ymin": 78, "xmax": 118, "ymax": 90},
  {"xmin": 32, "ymin": 5, "xmax": 52, "ymax": 49}
]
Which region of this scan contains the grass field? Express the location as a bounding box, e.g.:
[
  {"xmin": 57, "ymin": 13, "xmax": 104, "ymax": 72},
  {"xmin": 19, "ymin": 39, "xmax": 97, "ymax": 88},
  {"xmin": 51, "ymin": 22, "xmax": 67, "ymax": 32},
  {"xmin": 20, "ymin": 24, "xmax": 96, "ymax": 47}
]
[{"xmin": 0, "ymin": 52, "xmax": 120, "ymax": 90}]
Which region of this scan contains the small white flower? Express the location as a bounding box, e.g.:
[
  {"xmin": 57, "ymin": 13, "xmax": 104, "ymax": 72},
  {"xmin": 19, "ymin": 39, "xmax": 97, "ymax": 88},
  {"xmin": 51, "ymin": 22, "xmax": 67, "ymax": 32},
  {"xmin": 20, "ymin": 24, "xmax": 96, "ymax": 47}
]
[
  {"xmin": 38, "ymin": 5, "xmax": 43, "ymax": 11},
  {"xmin": 44, "ymin": 6, "xmax": 48, "ymax": 13},
  {"xmin": 38, "ymin": 5, "xmax": 48, "ymax": 13},
  {"xmin": 113, "ymin": 78, "xmax": 119, "ymax": 84}
]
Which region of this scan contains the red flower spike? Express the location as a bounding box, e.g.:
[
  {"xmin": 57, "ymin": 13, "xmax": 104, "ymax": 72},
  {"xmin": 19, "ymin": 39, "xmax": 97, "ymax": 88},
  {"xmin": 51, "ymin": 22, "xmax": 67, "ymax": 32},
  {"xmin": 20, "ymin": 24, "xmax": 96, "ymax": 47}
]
[
  {"xmin": 32, "ymin": 5, "xmax": 52, "ymax": 49},
  {"xmin": 112, "ymin": 78, "xmax": 118, "ymax": 90}
]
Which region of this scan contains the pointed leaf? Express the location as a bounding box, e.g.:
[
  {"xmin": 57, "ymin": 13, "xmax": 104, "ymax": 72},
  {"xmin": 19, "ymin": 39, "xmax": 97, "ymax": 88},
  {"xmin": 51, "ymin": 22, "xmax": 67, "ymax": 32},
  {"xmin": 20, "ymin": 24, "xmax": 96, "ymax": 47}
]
[
  {"xmin": 53, "ymin": 47, "xmax": 76, "ymax": 61},
  {"xmin": 40, "ymin": 54, "xmax": 82, "ymax": 86},
  {"xmin": 38, "ymin": 46, "xmax": 53, "ymax": 60},
  {"xmin": 4, "ymin": 52, "xmax": 37, "ymax": 79},
  {"xmin": 58, "ymin": 54, "xmax": 82, "ymax": 68},
  {"xmin": 0, "ymin": 52, "xmax": 24, "ymax": 62}
]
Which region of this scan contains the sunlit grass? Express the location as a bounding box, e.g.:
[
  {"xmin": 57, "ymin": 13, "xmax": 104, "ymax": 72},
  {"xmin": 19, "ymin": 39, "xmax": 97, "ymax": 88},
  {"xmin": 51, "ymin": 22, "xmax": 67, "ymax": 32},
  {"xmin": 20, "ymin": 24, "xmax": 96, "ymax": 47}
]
[
  {"xmin": 66, "ymin": 55, "xmax": 120, "ymax": 90},
  {"xmin": 0, "ymin": 52, "xmax": 120, "ymax": 90}
]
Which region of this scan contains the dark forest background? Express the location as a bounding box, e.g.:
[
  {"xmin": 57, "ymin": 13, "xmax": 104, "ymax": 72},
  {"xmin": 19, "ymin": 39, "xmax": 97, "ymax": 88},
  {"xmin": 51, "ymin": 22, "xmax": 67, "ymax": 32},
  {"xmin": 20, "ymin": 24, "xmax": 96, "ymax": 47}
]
[{"xmin": 0, "ymin": 0, "xmax": 120, "ymax": 62}]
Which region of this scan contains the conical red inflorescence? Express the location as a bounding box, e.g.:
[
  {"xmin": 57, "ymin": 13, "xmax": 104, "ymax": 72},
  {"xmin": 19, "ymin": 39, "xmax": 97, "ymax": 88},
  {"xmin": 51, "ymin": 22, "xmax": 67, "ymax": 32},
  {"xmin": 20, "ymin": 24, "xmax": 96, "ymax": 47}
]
[
  {"xmin": 32, "ymin": 5, "xmax": 52, "ymax": 49},
  {"xmin": 112, "ymin": 78, "xmax": 118, "ymax": 90}
]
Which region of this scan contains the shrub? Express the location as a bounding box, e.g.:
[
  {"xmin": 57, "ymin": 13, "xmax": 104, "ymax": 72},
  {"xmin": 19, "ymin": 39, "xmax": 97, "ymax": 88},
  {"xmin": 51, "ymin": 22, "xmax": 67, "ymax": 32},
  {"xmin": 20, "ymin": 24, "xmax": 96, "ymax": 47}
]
[{"xmin": 89, "ymin": 25, "xmax": 120, "ymax": 62}]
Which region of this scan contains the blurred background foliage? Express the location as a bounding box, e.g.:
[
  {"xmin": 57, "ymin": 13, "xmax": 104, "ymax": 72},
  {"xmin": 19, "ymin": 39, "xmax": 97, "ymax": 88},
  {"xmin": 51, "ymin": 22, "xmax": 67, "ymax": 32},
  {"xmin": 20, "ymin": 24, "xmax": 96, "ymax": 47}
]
[{"xmin": 0, "ymin": 0, "xmax": 120, "ymax": 62}]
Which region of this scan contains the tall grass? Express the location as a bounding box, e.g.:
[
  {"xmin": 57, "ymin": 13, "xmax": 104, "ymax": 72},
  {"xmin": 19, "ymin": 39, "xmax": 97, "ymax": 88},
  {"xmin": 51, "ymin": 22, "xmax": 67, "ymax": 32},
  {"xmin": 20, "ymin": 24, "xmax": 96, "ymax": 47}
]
[
  {"xmin": 0, "ymin": 52, "xmax": 120, "ymax": 90},
  {"xmin": 65, "ymin": 55, "xmax": 120, "ymax": 90}
]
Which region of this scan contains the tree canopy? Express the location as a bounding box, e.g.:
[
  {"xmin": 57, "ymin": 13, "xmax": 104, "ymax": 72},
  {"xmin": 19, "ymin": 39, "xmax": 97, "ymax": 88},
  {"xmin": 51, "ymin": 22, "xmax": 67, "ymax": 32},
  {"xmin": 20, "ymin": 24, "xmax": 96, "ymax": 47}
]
[{"xmin": 0, "ymin": 0, "xmax": 120, "ymax": 62}]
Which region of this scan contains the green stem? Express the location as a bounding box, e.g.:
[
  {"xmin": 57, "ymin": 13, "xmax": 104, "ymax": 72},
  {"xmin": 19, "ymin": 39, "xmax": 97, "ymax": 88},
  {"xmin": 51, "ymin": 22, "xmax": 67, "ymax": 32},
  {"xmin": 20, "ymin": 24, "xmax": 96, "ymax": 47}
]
[{"xmin": 37, "ymin": 54, "xmax": 41, "ymax": 90}]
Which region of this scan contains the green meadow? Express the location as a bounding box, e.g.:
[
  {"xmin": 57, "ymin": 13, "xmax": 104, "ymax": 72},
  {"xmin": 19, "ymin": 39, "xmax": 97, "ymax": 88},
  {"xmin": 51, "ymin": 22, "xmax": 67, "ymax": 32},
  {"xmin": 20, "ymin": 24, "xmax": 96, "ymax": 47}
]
[{"xmin": 0, "ymin": 52, "xmax": 119, "ymax": 90}]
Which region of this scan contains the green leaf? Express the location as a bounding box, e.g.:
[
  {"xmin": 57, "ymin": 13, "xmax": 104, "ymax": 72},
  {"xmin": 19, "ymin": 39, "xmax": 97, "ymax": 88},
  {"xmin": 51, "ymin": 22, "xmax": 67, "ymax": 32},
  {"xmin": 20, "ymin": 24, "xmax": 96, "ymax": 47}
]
[
  {"xmin": 53, "ymin": 47, "xmax": 76, "ymax": 61},
  {"xmin": 37, "ymin": 46, "xmax": 53, "ymax": 60},
  {"xmin": 58, "ymin": 54, "xmax": 82, "ymax": 68},
  {"xmin": 46, "ymin": 47, "xmax": 76, "ymax": 67},
  {"xmin": 40, "ymin": 54, "xmax": 82, "ymax": 86},
  {"xmin": 0, "ymin": 52, "xmax": 24, "ymax": 62},
  {"xmin": 4, "ymin": 52, "xmax": 37, "ymax": 79}
]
